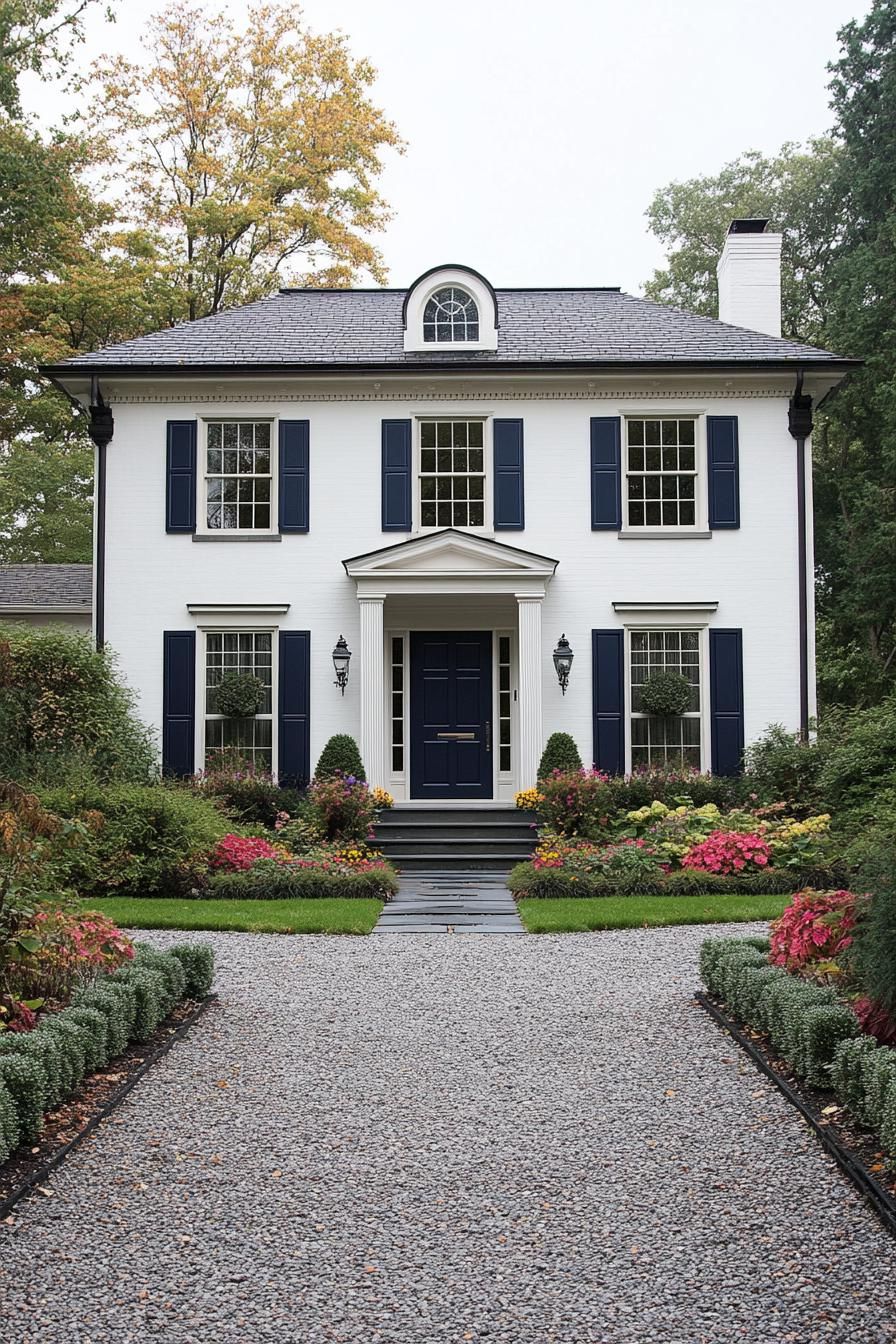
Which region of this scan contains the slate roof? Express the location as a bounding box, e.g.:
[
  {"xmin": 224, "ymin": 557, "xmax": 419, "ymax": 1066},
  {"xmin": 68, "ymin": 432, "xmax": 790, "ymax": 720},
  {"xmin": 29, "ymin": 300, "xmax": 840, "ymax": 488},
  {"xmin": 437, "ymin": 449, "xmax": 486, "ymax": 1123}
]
[
  {"xmin": 44, "ymin": 288, "xmax": 852, "ymax": 373},
  {"xmin": 0, "ymin": 565, "xmax": 92, "ymax": 609}
]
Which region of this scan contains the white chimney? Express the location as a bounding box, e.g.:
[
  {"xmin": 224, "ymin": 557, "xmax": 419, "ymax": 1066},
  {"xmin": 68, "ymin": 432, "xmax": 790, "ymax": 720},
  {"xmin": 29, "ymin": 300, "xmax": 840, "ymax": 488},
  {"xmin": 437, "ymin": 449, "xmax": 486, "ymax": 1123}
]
[{"xmin": 716, "ymin": 219, "xmax": 782, "ymax": 337}]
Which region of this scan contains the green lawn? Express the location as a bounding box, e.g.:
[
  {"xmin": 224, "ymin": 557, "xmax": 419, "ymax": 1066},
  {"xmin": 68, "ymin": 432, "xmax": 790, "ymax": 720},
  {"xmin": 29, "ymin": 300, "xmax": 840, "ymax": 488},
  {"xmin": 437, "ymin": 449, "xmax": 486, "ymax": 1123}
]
[
  {"xmin": 517, "ymin": 893, "xmax": 789, "ymax": 933},
  {"xmin": 83, "ymin": 897, "xmax": 384, "ymax": 935}
]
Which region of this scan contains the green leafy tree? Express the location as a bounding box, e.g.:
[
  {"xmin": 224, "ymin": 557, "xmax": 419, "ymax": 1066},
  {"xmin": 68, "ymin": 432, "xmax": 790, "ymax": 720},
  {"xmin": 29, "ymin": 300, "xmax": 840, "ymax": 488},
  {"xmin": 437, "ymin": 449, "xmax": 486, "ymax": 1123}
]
[{"xmin": 642, "ymin": 4, "xmax": 896, "ymax": 708}]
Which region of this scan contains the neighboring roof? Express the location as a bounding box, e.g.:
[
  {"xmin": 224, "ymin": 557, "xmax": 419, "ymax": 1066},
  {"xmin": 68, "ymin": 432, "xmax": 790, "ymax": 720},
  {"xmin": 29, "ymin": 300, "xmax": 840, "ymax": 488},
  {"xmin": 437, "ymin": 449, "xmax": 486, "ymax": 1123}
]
[
  {"xmin": 0, "ymin": 564, "xmax": 92, "ymax": 611},
  {"xmin": 43, "ymin": 287, "xmax": 854, "ymax": 375}
]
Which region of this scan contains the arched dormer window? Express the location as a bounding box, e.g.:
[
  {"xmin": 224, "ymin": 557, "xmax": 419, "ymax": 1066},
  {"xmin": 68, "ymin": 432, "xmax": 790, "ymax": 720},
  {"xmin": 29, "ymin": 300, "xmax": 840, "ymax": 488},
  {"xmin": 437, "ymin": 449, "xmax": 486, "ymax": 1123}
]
[
  {"xmin": 423, "ymin": 287, "xmax": 479, "ymax": 343},
  {"xmin": 403, "ymin": 265, "xmax": 498, "ymax": 352}
]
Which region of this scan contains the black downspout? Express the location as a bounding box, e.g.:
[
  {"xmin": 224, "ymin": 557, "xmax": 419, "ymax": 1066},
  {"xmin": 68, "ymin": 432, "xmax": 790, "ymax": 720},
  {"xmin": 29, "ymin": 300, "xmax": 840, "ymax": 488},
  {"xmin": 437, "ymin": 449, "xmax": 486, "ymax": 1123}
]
[
  {"xmin": 87, "ymin": 376, "xmax": 114, "ymax": 652},
  {"xmin": 788, "ymin": 371, "xmax": 813, "ymax": 741}
]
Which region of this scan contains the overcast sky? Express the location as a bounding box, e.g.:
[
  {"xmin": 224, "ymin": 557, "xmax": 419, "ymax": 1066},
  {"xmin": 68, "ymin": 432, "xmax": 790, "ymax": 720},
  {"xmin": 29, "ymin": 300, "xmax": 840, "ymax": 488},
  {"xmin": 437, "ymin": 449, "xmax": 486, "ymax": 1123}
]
[{"xmin": 22, "ymin": 0, "xmax": 868, "ymax": 294}]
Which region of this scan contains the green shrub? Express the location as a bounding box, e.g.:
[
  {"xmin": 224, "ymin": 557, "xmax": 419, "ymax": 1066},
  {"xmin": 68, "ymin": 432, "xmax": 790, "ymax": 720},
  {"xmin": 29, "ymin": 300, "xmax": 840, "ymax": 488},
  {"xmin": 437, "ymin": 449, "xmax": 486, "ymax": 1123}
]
[
  {"xmin": 0, "ymin": 623, "xmax": 156, "ymax": 785},
  {"xmin": 509, "ymin": 864, "xmax": 808, "ymax": 900},
  {"xmin": 73, "ymin": 980, "xmax": 137, "ymax": 1055},
  {"xmin": 832, "ymin": 1036, "xmax": 882, "ymax": 1126},
  {"xmin": 847, "ymin": 823, "xmax": 896, "ymax": 1012},
  {"xmin": 819, "ymin": 697, "xmax": 896, "ymax": 816},
  {"xmin": 743, "ymin": 724, "xmax": 825, "ymax": 812},
  {"xmin": 0, "ymin": 1079, "xmax": 19, "ymax": 1161},
  {"xmin": 537, "ymin": 733, "xmax": 583, "ymax": 780},
  {"xmin": 170, "ymin": 944, "xmax": 215, "ymax": 998},
  {"xmin": 41, "ymin": 1016, "xmax": 87, "ymax": 1094},
  {"xmin": 192, "ymin": 770, "xmax": 305, "ymax": 828},
  {"xmin": 761, "ymin": 976, "xmax": 835, "ymax": 1053},
  {"xmin": 0, "ymin": 1028, "xmax": 65, "ymax": 1107},
  {"xmin": 134, "ymin": 944, "xmax": 187, "ymax": 1012},
  {"xmin": 208, "ymin": 864, "xmax": 398, "ymax": 901},
  {"xmin": 713, "ymin": 947, "xmax": 769, "ymax": 1004},
  {"xmin": 63, "ymin": 1007, "xmax": 111, "ymax": 1071},
  {"xmin": 42, "ymin": 782, "xmax": 230, "ymax": 898},
  {"xmin": 727, "ymin": 964, "xmax": 789, "ymax": 1022},
  {"xmin": 111, "ymin": 966, "xmax": 167, "ymax": 1041},
  {"xmin": 794, "ymin": 1004, "xmax": 861, "ymax": 1086},
  {"xmin": 699, "ymin": 935, "xmax": 770, "ymax": 994},
  {"xmin": 0, "ymin": 1054, "xmax": 47, "ymax": 1143},
  {"xmin": 313, "ymin": 735, "xmax": 366, "ymax": 782}
]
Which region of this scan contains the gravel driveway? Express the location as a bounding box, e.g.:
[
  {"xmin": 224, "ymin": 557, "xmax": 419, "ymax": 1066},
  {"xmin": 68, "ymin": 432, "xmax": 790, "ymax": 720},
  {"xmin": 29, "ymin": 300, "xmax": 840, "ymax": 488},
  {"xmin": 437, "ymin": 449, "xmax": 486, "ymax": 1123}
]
[{"xmin": 3, "ymin": 924, "xmax": 896, "ymax": 1343}]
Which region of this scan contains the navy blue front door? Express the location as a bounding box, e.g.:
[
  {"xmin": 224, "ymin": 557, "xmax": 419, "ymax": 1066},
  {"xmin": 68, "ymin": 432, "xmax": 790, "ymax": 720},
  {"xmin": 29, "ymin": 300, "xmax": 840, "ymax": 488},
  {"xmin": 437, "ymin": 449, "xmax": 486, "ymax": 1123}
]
[{"xmin": 410, "ymin": 632, "xmax": 493, "ymax": 799}]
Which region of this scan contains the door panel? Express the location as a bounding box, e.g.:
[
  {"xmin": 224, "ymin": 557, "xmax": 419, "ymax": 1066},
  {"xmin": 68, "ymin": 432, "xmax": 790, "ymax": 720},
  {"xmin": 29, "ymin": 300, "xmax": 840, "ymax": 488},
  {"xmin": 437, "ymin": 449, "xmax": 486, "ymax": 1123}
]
[{"xmin": 410, "ymin": 631, "xmax": 493, "ymax": 799}]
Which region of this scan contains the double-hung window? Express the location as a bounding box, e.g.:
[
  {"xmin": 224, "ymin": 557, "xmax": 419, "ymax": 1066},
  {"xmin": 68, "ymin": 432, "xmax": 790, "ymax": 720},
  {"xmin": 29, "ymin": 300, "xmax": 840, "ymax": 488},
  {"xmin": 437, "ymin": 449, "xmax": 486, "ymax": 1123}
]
[
  {"xmin": 203, "ymin": 420, "xmax": 273, "ymax": 533},
  {"xmin": 419, "ymin": 419, "xmax": 485, "ymax": 529},
  {"xmin": 204, "ymin": 631, "xmax": 273, "ymax": 770},
  {"xmin": 625, "ymin": 418, "xmax": 698, "ymax": 529},
  {"xmin": 629, "ymin": 629, "xmax": 702, "ymax": 769}
]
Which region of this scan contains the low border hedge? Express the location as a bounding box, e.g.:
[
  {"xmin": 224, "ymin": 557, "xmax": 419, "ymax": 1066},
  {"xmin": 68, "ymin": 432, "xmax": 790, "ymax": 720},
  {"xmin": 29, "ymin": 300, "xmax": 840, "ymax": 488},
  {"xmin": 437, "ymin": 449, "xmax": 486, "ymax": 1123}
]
[
  {"xmin": 699, "ymin": 935, "xmax": 896, "ymax": 1152},
  {"xmin": 207, "ymin": 866, "xmax": 398, "ymax": 901},
  {"xmin": 508, "ymin": 865, "xmax": 837, "ymax": 900},
  {"xmin": 0, "ymin": 941, "xmax": 214, "ymax": 1165}
]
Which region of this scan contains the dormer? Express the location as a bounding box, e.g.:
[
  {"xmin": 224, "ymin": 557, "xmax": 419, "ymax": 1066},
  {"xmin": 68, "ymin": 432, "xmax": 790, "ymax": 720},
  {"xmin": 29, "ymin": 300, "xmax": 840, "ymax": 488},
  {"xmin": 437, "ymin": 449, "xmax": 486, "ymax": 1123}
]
[{"xmin": 402, "ymin": 264, "xmax": 499, "ymax": 352}]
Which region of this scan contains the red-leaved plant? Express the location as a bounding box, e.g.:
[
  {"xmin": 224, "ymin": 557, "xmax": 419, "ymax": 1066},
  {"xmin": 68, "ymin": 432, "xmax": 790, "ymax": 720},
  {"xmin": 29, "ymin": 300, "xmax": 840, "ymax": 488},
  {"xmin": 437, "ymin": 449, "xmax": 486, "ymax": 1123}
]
[
  {"xmin": 209, "ymin": 834, "xmax": 284, "ymax": 872},
  {"xmin": 769, "ymin": 888, "xmax": 857, "ymax": 976},
  {"xmin": 852, "ymin": 996, "xmax": 896, "ymax": 1047},
  {"xmin": 681, "ymin": 830, "xmax": 771, "ymax": 875}
]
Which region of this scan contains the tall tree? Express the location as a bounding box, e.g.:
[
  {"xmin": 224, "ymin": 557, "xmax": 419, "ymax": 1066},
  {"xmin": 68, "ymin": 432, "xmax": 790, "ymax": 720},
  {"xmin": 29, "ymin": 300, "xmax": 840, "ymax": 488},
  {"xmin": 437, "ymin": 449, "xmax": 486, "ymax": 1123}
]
[
  {"xmin": 1, "ymin": 0, "xmax": 400, "ymax": 563},
  {"xmin": 642, "ymin": 3, "xmax": 896, "ymax": 708},
  {"xmin": 86, "ymin": 1, "xmax": 402, "ymax": 319}
]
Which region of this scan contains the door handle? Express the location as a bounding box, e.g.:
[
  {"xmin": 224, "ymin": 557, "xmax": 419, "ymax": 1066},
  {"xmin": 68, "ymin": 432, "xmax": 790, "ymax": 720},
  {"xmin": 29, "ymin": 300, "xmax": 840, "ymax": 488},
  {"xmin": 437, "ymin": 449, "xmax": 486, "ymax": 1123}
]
[
  {"xmin": 437, "ymin": 732, "xmax": 475, "ymax": 740},
  {"xmin": 485, "ymin": 720, "xmax": 491, "ymax": 753}
]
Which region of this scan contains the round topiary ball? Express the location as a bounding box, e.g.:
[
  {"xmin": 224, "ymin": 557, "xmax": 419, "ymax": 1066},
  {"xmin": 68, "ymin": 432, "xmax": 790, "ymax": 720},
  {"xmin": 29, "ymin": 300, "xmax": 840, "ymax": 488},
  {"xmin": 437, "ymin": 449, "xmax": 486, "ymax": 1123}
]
[
  {"xmin": 638, "ymin": 671, "xmax": 692, "ymax": 718},
  {"xmin": 214, "ymin": 672, "xmax": 266, "ymax": 718}
]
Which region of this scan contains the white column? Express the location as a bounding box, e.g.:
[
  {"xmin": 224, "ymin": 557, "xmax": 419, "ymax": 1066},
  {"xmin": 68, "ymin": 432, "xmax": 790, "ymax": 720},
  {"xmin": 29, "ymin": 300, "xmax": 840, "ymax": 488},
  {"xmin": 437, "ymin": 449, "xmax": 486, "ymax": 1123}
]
[
  {"xmin": 358, "ymin": 595, "xmax": 386, "ymax": 789},
  {"xmin": 517, "ymin": 595, "xmax": 543, "ymax": 791}
]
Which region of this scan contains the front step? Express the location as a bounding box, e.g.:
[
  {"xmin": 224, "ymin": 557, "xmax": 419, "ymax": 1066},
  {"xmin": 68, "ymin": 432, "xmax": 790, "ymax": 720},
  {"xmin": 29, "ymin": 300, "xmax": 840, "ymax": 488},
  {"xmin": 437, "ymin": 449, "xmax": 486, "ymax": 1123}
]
[{"xmin": 373, "ymin": 807, "xmax": 537, "ymax": 874}]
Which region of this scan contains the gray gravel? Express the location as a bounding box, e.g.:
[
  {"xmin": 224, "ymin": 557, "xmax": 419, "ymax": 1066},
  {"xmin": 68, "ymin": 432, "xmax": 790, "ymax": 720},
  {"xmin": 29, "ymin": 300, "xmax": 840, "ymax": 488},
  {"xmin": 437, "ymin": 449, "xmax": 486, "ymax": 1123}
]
[{"xmin": 2, "ymin": 923, "xmax": 896, "ymax": 1343}]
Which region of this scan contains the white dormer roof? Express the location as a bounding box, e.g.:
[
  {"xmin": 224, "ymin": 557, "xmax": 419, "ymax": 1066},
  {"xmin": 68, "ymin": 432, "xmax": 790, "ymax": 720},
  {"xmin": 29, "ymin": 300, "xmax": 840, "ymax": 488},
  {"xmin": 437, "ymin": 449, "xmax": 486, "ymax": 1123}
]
[{"xmin": 402, "ymin": 264, "xmax": 499, "ymax": 353}]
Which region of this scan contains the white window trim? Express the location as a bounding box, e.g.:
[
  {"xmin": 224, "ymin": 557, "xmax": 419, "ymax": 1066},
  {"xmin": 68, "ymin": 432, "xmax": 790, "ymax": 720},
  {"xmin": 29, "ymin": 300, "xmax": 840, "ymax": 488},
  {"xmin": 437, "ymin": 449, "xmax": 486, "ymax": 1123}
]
[
  {"xmin": 195, "ymin": 626, "xmax": 279, "ymax": 778},
  {"xmin": 196, "ymin": 415, "xmax": 279, "ymax": 538},
  {"xmin": 620, "ymin": 412, "xmax": 707, "ymax": 535},
  {"xmin": 386, "ymin": 628, "xmax": 409, "ymax": 786},
  {"xmin": 623, "ymin": 623, "xmax": 709, "ymax": 774},
  {"xmin": 494, "ymin": 628, "xmax": 516, "ymax": 781},
  {"xmin": 404, "ymin": 268, "xmax": 498, "ymax": 352},
  {"xmin": 414, "ymin": 414, "xmax": 492, "ymax": 535}
]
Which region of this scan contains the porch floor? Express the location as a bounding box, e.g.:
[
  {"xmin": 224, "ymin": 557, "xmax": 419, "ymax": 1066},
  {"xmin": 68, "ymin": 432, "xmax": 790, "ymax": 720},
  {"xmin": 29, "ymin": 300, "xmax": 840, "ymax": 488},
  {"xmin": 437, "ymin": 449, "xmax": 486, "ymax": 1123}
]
[{"xmin": 373, "ymin": 873, "xmax": 524, "ymax": 934}]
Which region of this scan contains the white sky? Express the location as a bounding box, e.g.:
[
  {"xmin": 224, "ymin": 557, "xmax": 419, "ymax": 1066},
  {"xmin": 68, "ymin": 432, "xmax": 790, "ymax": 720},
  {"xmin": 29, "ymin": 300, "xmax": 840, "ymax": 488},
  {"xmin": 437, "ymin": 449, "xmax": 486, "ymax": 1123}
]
[{"xmin": 21, "ymin": 0, "xmax": 867, "ymax": 294}]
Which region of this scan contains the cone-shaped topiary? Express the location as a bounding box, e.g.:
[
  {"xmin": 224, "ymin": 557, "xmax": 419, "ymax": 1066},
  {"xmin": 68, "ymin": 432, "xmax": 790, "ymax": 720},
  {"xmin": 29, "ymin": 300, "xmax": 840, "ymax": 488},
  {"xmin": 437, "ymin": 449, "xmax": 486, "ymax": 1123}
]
[
  {"xmin": 537, "ymin": 733, "xmax": 583, "ymax": 781},
  {"xmin": 314, "ymin": 734, "xmax": 366, "ymax": 782}
]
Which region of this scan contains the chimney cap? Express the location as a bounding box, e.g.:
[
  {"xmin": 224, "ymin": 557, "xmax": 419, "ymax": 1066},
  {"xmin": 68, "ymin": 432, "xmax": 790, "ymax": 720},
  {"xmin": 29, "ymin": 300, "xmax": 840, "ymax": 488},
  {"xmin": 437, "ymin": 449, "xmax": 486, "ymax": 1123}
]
[{"xmin": 727, "ymin": 218, "xmax": 771, "ymax": 235}]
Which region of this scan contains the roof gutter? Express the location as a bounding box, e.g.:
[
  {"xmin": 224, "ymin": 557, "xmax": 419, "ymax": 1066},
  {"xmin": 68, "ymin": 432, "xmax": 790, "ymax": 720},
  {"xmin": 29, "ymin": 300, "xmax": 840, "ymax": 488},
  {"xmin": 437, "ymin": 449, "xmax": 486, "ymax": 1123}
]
[{"xmin": 788, "ymin": 369, "xmax": 814, "ymax": 741}]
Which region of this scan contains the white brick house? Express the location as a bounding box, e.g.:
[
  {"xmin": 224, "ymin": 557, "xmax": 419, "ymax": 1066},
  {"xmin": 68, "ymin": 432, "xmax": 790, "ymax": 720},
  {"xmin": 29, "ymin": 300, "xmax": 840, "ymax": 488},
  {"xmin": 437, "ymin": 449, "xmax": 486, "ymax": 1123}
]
[{"xmin": 44, "ymin": 222, "xmax": 854, "ymax": 800}]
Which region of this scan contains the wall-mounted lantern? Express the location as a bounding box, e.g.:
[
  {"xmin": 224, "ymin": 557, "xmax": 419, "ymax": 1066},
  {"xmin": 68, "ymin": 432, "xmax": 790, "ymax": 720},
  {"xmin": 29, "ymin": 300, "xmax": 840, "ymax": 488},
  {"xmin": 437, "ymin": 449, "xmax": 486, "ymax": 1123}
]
[
  {"xmin": 552, "ymin": 634, "xmax": 574, "ymax": 695},
  {"xmin": 332, "ymin": 636, "xmax": 351, "ymax": 695}
]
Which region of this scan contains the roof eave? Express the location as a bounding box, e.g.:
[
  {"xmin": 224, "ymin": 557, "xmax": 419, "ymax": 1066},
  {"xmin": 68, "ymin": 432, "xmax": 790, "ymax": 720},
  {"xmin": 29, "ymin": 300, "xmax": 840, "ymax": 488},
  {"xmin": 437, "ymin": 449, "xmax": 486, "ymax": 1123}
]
[{"xmin": 40, "ymin": 356, "xmax": 862, "ymax": 379}]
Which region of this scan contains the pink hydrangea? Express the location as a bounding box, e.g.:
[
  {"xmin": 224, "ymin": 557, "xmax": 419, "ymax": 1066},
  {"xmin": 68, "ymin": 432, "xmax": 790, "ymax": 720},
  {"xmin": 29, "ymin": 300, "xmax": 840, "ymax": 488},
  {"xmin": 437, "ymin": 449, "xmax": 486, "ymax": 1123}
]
[{"xmin": 681, "ymin": 830, "xmax": 771, "ymax": 875}]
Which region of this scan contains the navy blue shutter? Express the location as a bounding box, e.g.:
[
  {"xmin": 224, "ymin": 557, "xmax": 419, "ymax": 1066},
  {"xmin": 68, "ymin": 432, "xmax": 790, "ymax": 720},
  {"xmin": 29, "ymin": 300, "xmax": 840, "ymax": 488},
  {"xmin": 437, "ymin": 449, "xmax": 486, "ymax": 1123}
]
[
  {"xmin": 710, "ymin": 628, "xmax": 745, "ymax": 775},
  {"xmin": 707, "ymin": 416, "xmax": 740, "ymax": 529},
  {"xmin": 279, "ymin": 420, "xmax": 309, "ymax": 532},
  {"xmin": 278, "ymin": 631, "xmax": 311, "ymax": 787},
  {"xmin": 162, "ymin": 631, "xmax": 195, "ymax": 777},
  {"xmin": 493, "ymin": 419, "xmax": 524, "ymax": 529},
  {"xmin": 590, "ymin": 418, "xmax": 622, "ymax": 530},
  {"xmin": 592, "ymin": 630, "xmax": 625, "ymax": 775},
  {"xmin": 166, "ymin": 421, "xmax": 196, "ymax": 532},
  {"xmin": 382, "ymin": 420, "xmax": 412, "ymax": 531}
]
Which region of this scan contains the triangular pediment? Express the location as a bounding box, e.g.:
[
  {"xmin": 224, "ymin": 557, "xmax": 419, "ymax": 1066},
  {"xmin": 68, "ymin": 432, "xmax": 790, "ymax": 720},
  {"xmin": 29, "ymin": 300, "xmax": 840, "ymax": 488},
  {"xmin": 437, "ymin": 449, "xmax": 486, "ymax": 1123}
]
[{"xmin": 343, "ymin": 529, "xmax": 558, "ymax": 578}]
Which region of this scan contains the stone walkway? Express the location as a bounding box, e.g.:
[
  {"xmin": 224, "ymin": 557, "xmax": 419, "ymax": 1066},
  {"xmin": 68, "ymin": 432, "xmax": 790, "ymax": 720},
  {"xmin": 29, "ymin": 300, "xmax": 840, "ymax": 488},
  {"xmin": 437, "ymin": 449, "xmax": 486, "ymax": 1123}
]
[
  {"xmin": 3, "ymin": 925, "xmax": 896, "ymax": 1343},
  {"xmin": 373, "ymin": 872, "xmax": 524, "ymax": 933}
]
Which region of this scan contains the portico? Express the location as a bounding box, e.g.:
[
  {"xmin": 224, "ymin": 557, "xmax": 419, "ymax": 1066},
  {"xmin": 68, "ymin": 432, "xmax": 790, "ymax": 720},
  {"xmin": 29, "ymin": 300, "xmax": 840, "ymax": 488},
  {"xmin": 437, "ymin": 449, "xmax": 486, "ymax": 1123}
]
[{"xmin": 343, "ymin": 530, "xmax": 558, "ymax": 798}]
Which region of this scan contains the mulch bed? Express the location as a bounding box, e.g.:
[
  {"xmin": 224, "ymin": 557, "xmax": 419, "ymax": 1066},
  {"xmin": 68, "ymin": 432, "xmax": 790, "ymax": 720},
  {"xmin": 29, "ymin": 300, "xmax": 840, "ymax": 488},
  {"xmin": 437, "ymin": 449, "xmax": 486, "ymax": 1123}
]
[
  {"xmin": 0, "ymin": 994, "xmax": 217, "ymax": 1220},
  {"xmin": 696, "ymin": 990, "xmax": 896, "ymax": 1239}
]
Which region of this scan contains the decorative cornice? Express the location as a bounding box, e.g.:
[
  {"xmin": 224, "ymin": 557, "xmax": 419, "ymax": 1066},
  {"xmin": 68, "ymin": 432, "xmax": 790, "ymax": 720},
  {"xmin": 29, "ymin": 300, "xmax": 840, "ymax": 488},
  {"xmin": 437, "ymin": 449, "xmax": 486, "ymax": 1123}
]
[{"xmin": 110, "ymin": 386, "xmax": 789, "ymax": 406}]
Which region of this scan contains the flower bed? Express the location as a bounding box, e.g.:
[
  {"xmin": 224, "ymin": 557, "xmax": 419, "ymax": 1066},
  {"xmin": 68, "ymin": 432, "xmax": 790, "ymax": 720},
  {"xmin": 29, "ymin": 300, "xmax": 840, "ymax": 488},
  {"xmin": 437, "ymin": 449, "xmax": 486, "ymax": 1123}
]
[
  {"xmin": 0, "ymin": 940, "xmax": 214, "ymax": 1165},
  {"xmin": 699, "ymin": 885, "xmax": 896, "ymax": 1165},
  {"xmin": 508, "ymin": 787, "xmax": 838, "ymax": 898}
]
